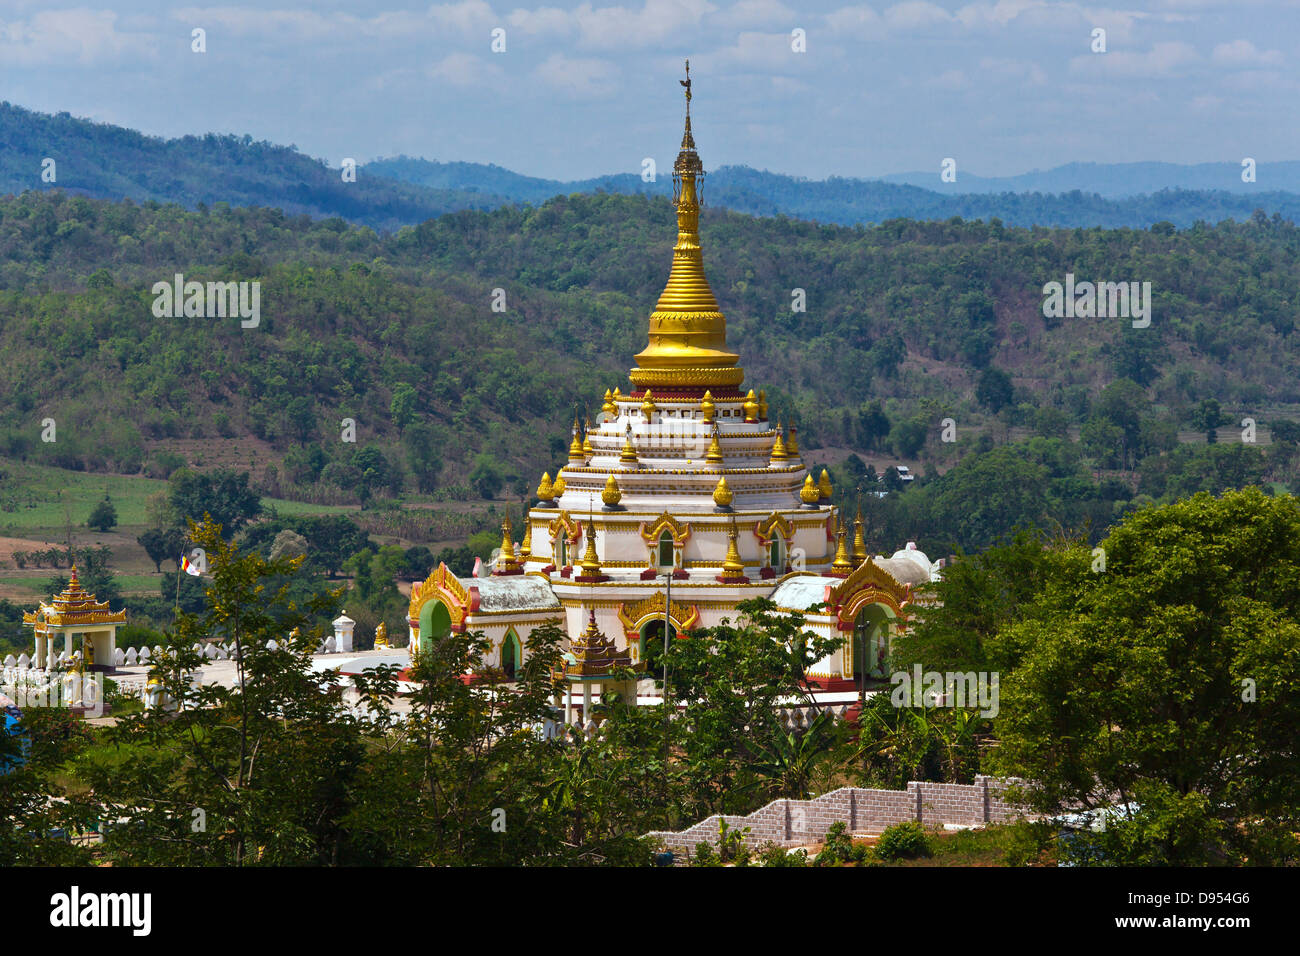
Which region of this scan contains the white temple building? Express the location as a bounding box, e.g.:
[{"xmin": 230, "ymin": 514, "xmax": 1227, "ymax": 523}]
[{"xmin": 407, "ymin": 68, "xmax": 938, "ymax": 692}]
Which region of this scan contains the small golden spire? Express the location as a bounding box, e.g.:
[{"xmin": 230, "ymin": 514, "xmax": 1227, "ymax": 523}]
[
  {"xmin": 619, "ymin": 423, "xmax": 639, "ymax": 464},
  {"xmin": 799, "ymin": 473, "xmax": 820, "ymax": 505},
  {"xmin": 853, "ymin": 507, "xmax": 868, "ymax": 566},
  {"xmin": 819, "ymin": 468, "xmax": 833, "ymax": 500},
  {"xmin": 758, "ymin": 390, "xmax": 768, "ymax": 420},
  {"xmin": 601, "ymin": 388, "xmax": 617, "ymax": 417},
  {"xmin": 641, "ymin": 389, "xmax": 656, "ymax": 421},
  {"xmin": 787, "ymin": 423, "xmax": 799, "ymax": 457},
  {"xmin": 582, "ymin": 418, "xmax": 594, "ymax": 456},
  {"xmin": 568, "ymin": 417, "xmax": 585, "ymax": 462},
  {"xmin": 743, "ymin": 389, "xmax": 759, "ymax": 422},
  {"xmin": 497, "ymin": 510, "xmax": 520, "ymax": 573},
  {"xmin": 552, "ymin": 473, "xmax": 567, "ymax": 497},
  {"xmin": 601, "ymin": 474, "xmax": 622, "ymax": 507},
  {"xmin": 770, "ymin": 421, "xmax": 789, "ymax": 462},
  {"xmin": 579, "ymin": 521, "xmax": 602, "ymax": 576},
  {"xmin": 613, "ymin": 386, "xmax": 622, "ymax": 402},
  {"xmin": 713, "ymin": 475, "xmax": 734, "ymax": 509},
  {"xmin": 537, "ymin": 471, "xmax": 554, "ymax": 500},
  {"xmin": 700, "ymin": 389, "xmax": 715, "ymax": 423},
  {"xmin": 719, "ymin": 519, "xmax": 746, "ymax": 580},
  {"xmin": 520, "ymin": 520, "xmax": 532, "ymax": 559},
  {"xmin": 832, "ymin": 526, "xmax": 853, "ymax": 575},
  {"xmin": 705, "ymin": 423, "xmax": 723, "ymax": 465}
]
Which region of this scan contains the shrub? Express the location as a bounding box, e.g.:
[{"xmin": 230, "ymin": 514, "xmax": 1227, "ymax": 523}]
[
  {"xmin": 758, "ymin": 842, "xmax": 808, "ymax": 867},
  {"xmin": 875, "ymin": 820, "xmax": 933, "ymax": 861},
  {"xmin": 814, "ymin": 821, "xmax": 869, "ymax": 866}
]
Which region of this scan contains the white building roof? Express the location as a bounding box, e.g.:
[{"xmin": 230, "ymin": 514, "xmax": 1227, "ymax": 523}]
[{"xmin": 471, "ymin": 576, "xmax": 562, "ymax": 612}]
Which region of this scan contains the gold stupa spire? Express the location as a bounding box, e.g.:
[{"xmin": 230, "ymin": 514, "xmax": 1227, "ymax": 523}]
[
  {"xmin": 497, "ymin": 510, "xmax": 521, "ymax": 574},
  {"xmin": 853, "ymin": 507, "xmax": 867, "ymax": 565},
  {"xmin": 770, "ymin": 421, "xmax": 789, "ymax": 462},
  {"xmin": 537, "ymin": 471, "xmax": 554, "ymax": 501},
  {"xmin": 619, "ymin": 423, "xmax": 639, "ymax": 464},
  {"xmin": 787, "ymin": 423, "xmax": 799, "ymax": 457},
  {"xmin": 579, "ymin": 521, "xmax": 602, "ymax": 576},
  {"xmin": 631, "ymin": 61, "xmax": 742, "ymax": 389},
  {"xmin": 831, "ymin": 525, "xmax": 853, "ymax": 575},
  {"xmin": 582, "ymin": 418, "xmax": 594, "ymax": 456},
  {"xmin": 568, "ymin": 418, "xmax": 585, "ymax": 462},
  {"xmin": 705, "ymin": 423, "xmax": 724, "ymax": 465},
  {"xmin": 719, "ymin": 518, "xmax": 747, "ymax": 580}
]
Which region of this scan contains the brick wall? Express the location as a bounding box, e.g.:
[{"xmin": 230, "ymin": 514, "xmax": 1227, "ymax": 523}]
[{"xmin": 645, "ymin": 775, "xmax": 1026, "ymax": 864}]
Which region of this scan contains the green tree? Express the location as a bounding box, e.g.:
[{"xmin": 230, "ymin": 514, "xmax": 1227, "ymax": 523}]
[
  {"xmin": 86, "ymin": 495, "xmax": 117, "ymax": 532},
  {"xmin": 990, "ymin": 489, "xmax": 1300, "ymax": 864}
]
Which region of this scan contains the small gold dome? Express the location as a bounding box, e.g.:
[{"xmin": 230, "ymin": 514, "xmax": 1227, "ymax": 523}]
[
  {"xmin": 552, "ymin": 474, "xmax": 567, "ymax": 497},
  {"xmin": 601, "ymin": 388, "xmax": 617, "ymax": 417},
  {"xmin": 641, "ymin": 389, "xmax": 656, "ymax": 420},
  {"xmin": 799, "ymin": 474, "xmax": 820, "ymax": 504},
  {"xmin": 819, "ymin": 468, "xmax": 833, "ymax": 499},
  {"xmin": 537, "ymin": 471, "xmax": 554, "ymax": 500},
  {"xmin": 758, "ymin": 389, "xmax": 768, "ymax": 420},
  {"xmin": 743, "ymin": 389, "xmax": 759, "ymax": 422},
  {"xmin": 713, "ymin": 475, "xmax": 734, "ymax": 508},
  {"xmin": 601, "ymin": 474, "xmax": 622, "ymax": 507},
  {"xmin": 700, "ymin": 389, "xmax": 715, "ymax": 423}
]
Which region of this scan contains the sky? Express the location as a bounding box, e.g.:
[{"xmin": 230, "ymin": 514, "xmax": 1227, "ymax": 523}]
[{"xmin": 1, "ymin": 0, "xmax": 1296, "ymax": 181}]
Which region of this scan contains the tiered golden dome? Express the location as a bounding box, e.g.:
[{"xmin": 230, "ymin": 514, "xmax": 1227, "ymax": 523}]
[
  {"xmin": 537, "ymin": 471, "xmax": 554, "ymax": 500},
  {"xmin": 799, "ymin": 474, "xmax": 820, "ymax": 505}
]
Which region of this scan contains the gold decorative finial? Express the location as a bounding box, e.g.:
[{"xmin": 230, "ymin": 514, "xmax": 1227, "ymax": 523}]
[
  {"xmin": 568, "ymin": 417, "xmax": 585, "ymax": 462},
  {"xmin": 520, "ymin": 519, "xmax": 532, "ymax": 559},
  {"xmin": 579, "ymin": 521, "xmax": 602, "ymax": 576},
  {"xmin": 583, "ymin": 418, "xmax": 595, "ymax": 456},
  {"xmin": 631, "ymin": 64, "xmax": 743, "ymax": 390},
  {"xmin": 819, "ymin": 468, "xmax": 833, "ymax": 500},
  {"xmin": 743, "ymin": 389, "xmax": 759, "ymax": 422},
  {"xmin": 601, "ymin": 388, "xmax": 617, "ymax": 417},
  {"xmin": 799, "ymin": 473, "xmax": 820, "ymax": 505},
  {"xmin": 705, "ymin": 423, "xmax": 723, "ymax": 465},
  {"xmin": 770, "ymin": 421, "xmax": 789, "ymax": 462},
  {"xmin": 719, "ymin": 518, "xmax": 746, "ymax": 580},
  {"xmin": 537, "ymin": 471, "xmax": 554, "ymax": 501},
  {"xmin": 601, "ymin": 474, "xmax": 623, "ymax": 508},
  {"xmin": 700, "ymin": 389, "xmax": 715, "ymax": 423},
  {"xmin": 787, "ymin": 423, "xmax": 799, "ymax": 457},
  {"xmin": 713, "ymin": 475, "xmax": 734, "ymax": 509},
  {"xmin": 619, "ymin": 423, "xmax": 639, "ymax": 464},
  {"xmin": 552, "ymin": 473, "xmax": 567, "ymax": 497},
  {"xmin": 758, "ymin": 390, "xmax": 768, "ymax": 420},
  {"xmin": 374, "ymin": 621, "xmax": 389, "ymax": 648},
  {"xmin": 831, "ymin": 526, "xmax": 854, "ymax": 575},
  {"xmin": 497, "ymin": 510, "xmax": 519, "ymax": 573},
  {"xmin": 853, "ymin": 507, "xmax": 867, "ymax": 566},
  {"xmin": 641, "ymin": 389, "xmax": 656, "ymax": 421}
]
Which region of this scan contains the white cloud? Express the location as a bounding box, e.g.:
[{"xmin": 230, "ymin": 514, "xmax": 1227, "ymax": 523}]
[
  {"xmin": 1069, "ymin": 40, "xmax": 1198, "ymax": 78},
  {"xmin": 1211, "ymin": 39, "xmax": 1283, "ymax": 67},
  {"xmin": 533, "ymin": 52, "xmax": 618, "ymax": 97},
  {"xmin": 0, "ymin": 8, "xmax": 155, "ymax": 66},
  {"xmin": 428, "ymin": 51, "xmax": 507, "ymax": 90},
  {"xmin": 712, "ymin": 0, "xmax": 797, "ymax": 28},
  {"xmin": 574, "ymin": 0, "xmax": 717, "ymax": 50}
]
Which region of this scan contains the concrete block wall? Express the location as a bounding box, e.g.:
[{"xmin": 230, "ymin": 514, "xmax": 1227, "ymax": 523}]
[{"xmin": 646, "ymin": 775, "xmax": 1026, "ymax": 864}]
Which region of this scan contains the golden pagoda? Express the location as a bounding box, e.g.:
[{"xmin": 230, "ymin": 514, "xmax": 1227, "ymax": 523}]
[{"xmin": 630, "ymin": 59, "xmax": 742, "ymax": 390}]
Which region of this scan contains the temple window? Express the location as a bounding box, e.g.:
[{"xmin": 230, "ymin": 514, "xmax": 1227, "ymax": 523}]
[
  {"xmin": 557, "ymin": 537, "xmax": 568, "ymax": 567},
  {"xmin": 657, "ymin": 531, "xmax": 674, "ymax": 569},
  {"xmin": 769, "ymin": 536, "xmax": 783, "ymax": 569}
]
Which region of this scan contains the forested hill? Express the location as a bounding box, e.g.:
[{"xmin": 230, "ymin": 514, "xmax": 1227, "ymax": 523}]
[
  {"xmin": 0, "ymin": 102, "xmax": 510, "ymax": 231},
  {"xmin": 6, "ymin": 101, "xmax": 1300, "ymax": 230},
  {"xmin": 3, "ymin": 189, "xmax": 1300, "ymax": 520}
]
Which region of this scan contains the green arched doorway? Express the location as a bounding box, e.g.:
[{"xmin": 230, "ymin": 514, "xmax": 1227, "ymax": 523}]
[
  {"xmin": 638, "ymin": 619, "xmax": 677, "ymax": 680},
  {"xmin": 418, "ymin": 599, "xmax": 452, "ymax": 657},
  {"xmin": 501, "ymin": 629, "xmax": 521, "ymax": 680},
  {"xmin": 852, "ymin": 603, "xmax": 894, "ymax": 681}
]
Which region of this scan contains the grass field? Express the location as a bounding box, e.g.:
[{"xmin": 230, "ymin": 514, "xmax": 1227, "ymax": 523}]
[{"xmin": 0, "ymin": 461, "xmax": 167, "ymax": 532}]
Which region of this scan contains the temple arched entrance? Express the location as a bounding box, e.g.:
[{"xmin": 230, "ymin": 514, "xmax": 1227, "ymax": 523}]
[
  {"xmin": 418, "ymin": 599, "xmax": 452, "ymax": 657},
  {"xmin": 637, "ymin": 619, "xmax": 677, "ymax": 680},
  {"xmin": 851, "ymin": 603, "xmax": 895, "ymax": 681},
  {"xmin": 501, "ymin": 629, "xmax": 521, "ymax": 680}
]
